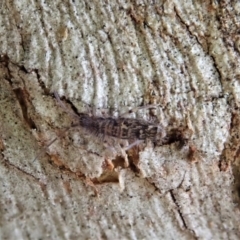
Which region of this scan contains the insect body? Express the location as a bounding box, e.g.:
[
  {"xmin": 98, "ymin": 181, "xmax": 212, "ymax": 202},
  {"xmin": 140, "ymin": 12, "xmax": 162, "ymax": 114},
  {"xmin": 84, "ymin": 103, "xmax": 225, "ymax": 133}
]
[
  {"xmin": 32, "ymin": 93, "xmax": 167, "ymax": 162},
  {"xmin": 54, "ymin": 92, "xmax": 164, "ymax": 143},
  {"xmin": 78, "ymin": 113, "xmax": 163, "ymax": 142}
]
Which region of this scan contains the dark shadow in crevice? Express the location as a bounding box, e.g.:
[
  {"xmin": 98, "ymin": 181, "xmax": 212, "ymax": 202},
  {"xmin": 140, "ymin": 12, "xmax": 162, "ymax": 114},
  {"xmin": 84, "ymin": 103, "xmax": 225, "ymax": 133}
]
[{"xmin": 13, "ymin": 87, "xmax": 36, "ymax": 129}]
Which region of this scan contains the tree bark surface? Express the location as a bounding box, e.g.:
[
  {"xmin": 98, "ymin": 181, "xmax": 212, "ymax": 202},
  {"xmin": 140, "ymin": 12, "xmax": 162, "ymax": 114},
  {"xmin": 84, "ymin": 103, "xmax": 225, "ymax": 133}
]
[{"xmin": 0, "ymin": 1, "xmax": 240, "ymax": 239}]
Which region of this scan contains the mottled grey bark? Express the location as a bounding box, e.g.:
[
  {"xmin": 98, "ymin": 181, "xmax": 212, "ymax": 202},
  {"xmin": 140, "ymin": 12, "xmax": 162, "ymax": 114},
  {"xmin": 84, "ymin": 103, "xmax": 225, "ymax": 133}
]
[{"xmin": 0, "ymin": 1, "xmax": 240, "ymax": 239}]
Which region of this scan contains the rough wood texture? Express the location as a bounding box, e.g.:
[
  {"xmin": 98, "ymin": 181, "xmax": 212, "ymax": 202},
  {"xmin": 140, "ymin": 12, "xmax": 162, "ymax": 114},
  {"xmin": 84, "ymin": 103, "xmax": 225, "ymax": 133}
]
[{"xmin": 1, "ymin": 1, "xmax": 240, "ymax": 239}]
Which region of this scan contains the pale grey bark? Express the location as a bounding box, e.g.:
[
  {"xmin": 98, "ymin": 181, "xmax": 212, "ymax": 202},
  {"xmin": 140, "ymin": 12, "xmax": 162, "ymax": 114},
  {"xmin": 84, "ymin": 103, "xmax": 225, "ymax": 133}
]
[{"xmin": 0, "ymin": 1, "xmax": 240, "ymax": 239}]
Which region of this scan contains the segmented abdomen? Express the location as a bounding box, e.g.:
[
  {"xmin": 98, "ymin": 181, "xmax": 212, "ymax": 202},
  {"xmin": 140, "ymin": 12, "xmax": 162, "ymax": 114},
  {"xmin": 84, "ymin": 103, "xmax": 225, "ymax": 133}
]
[{"xmin": 79, "ymin": 113, "xmax": 159, "ymax": 141}]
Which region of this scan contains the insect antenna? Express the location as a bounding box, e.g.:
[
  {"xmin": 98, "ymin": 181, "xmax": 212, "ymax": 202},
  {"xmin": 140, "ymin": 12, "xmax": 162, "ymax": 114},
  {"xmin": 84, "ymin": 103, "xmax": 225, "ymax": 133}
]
[
  {"xmin": 54, "ymin": 91, "xmax": 79, "ymax": 119},
  {"xmin": 32, "ymin": 126, "xmax": 72, "ymax": 162},
  {"xmin": 33, "ymin": 92, "xmax": 80, "ymax": 162}
]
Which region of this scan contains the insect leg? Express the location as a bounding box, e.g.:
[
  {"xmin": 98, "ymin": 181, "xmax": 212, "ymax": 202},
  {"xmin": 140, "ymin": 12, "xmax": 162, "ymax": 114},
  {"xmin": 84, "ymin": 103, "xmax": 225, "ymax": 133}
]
[
  {"xmin": 119, "ymin": 104, "xmax": 160, "ymax": 118},
  {"xmin": 124, "ymin": 139, "xmax": 144, "ymax": 151}
]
